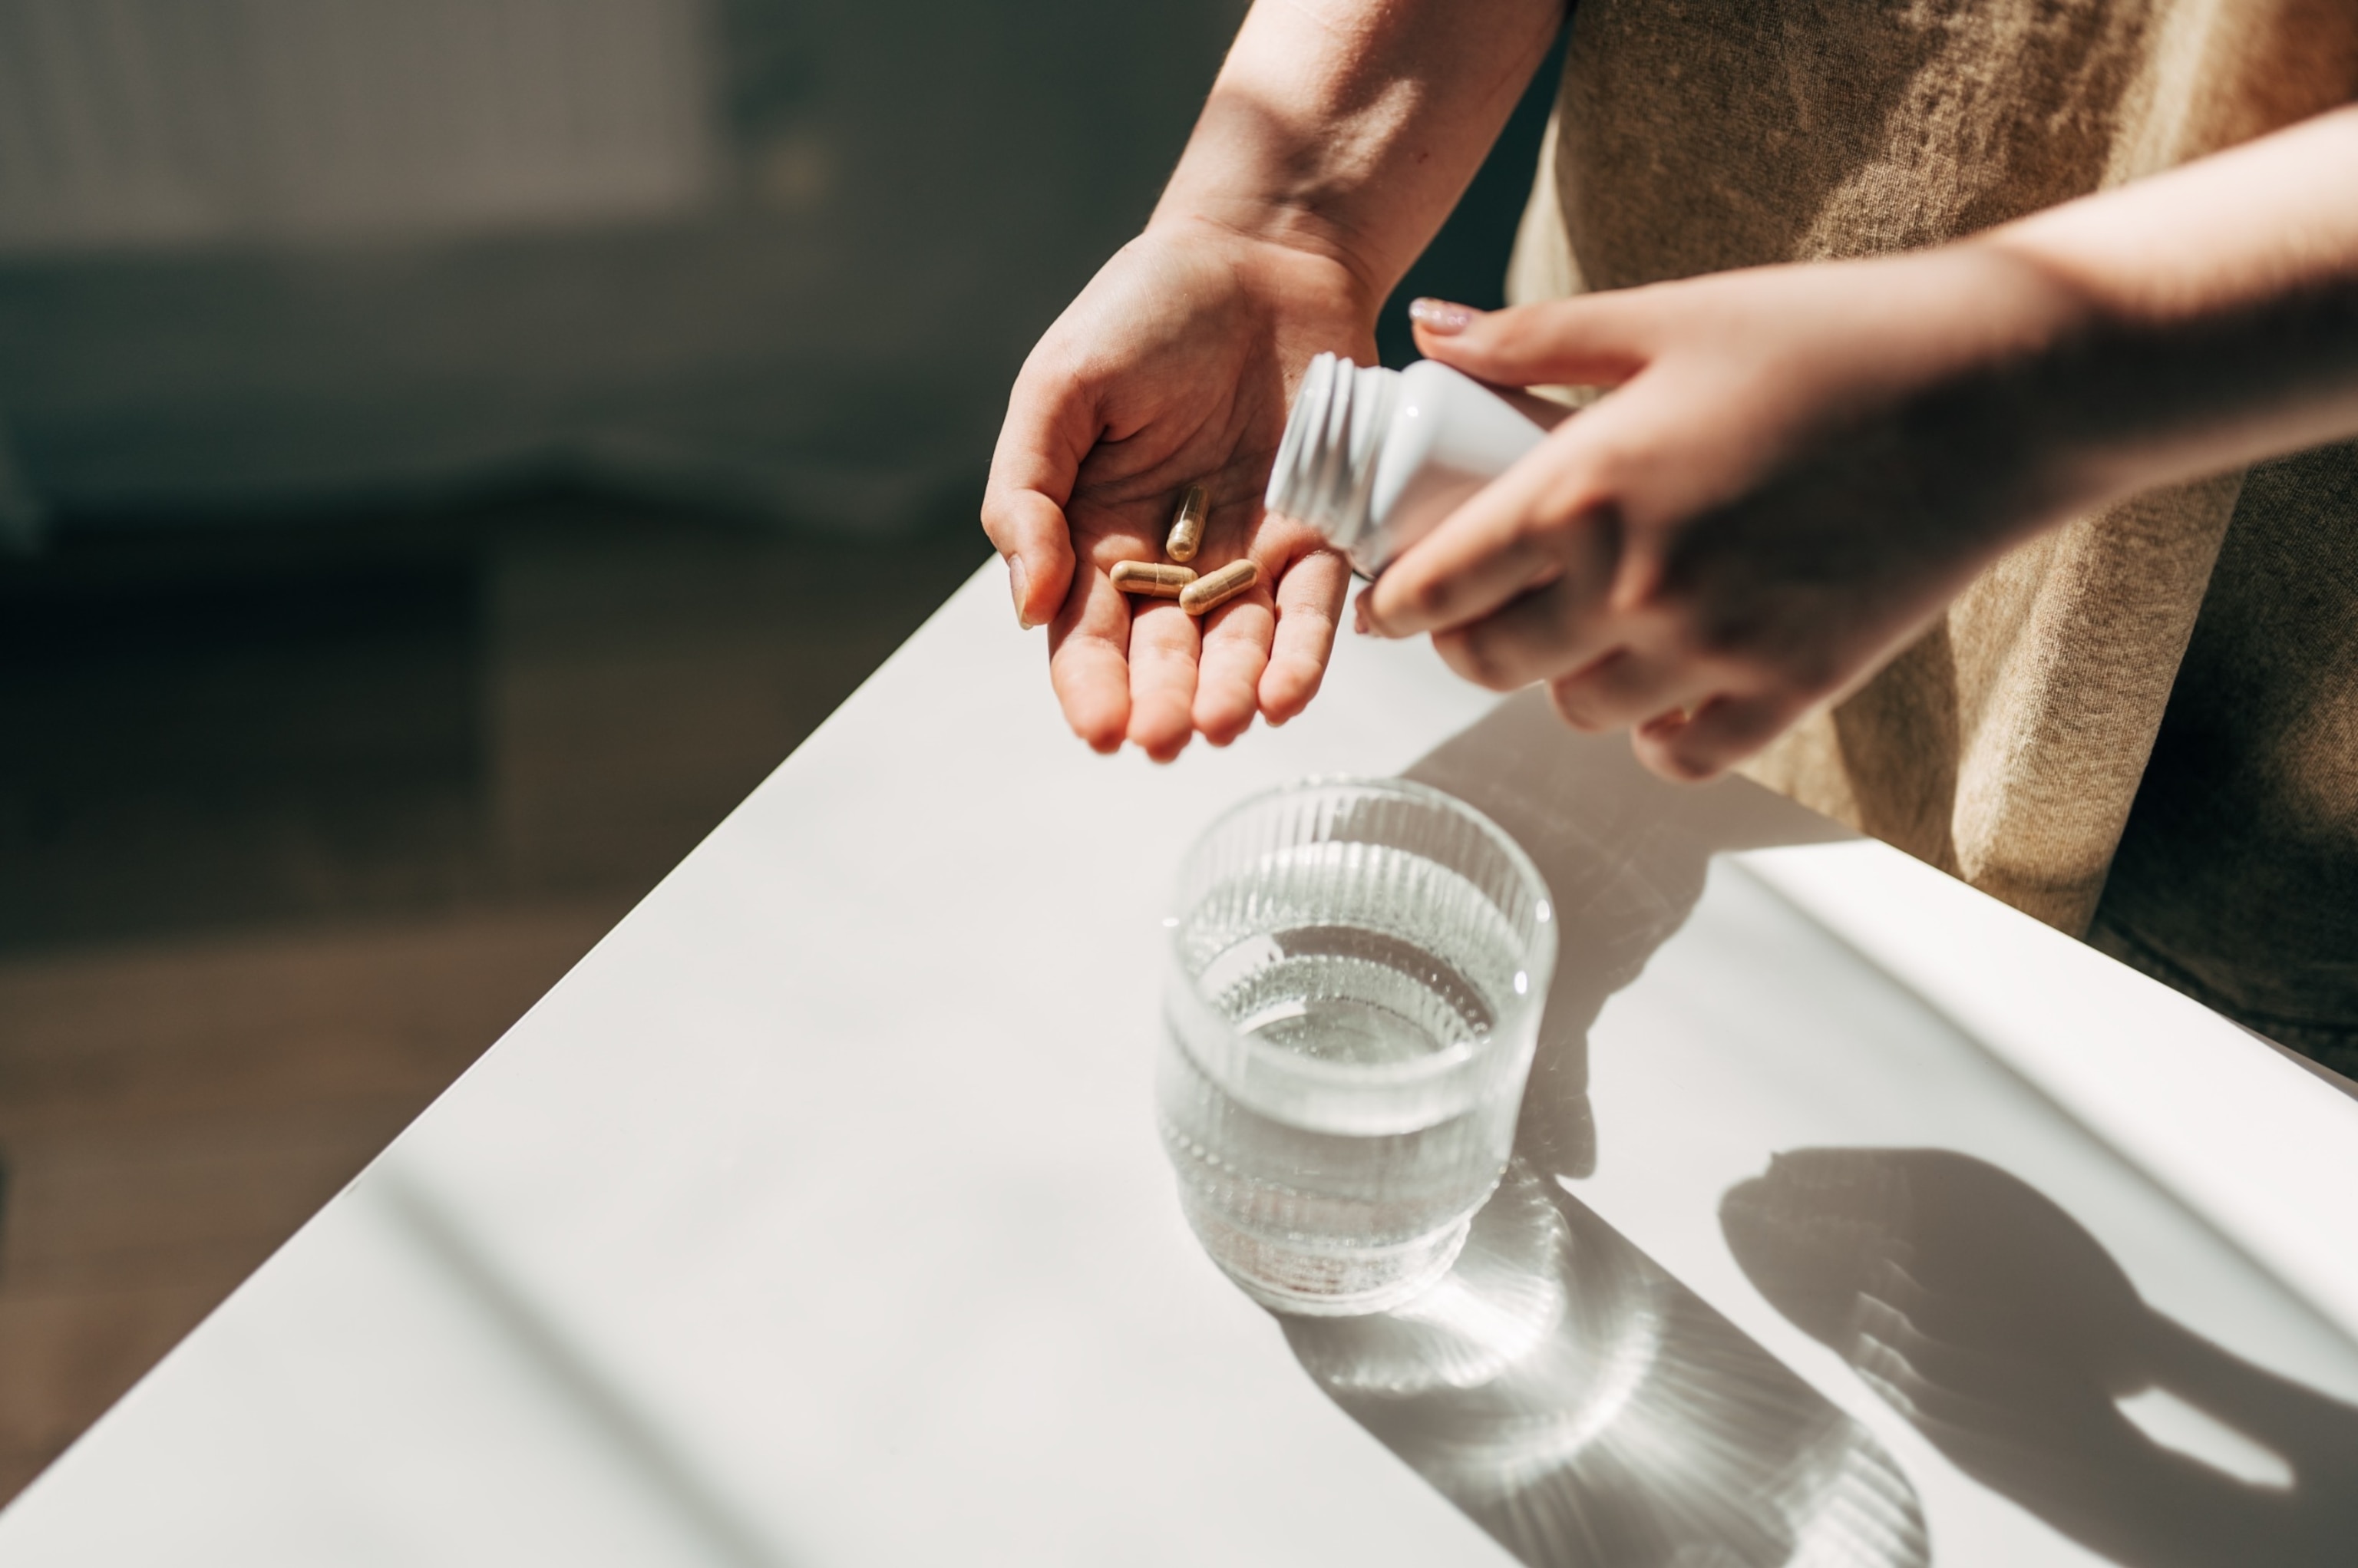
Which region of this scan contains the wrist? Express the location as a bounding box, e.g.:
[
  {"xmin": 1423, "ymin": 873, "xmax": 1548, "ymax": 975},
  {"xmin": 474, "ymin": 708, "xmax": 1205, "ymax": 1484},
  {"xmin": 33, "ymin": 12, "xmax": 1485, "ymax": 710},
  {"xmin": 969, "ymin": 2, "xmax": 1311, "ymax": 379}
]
[
  {"xmin": 1141, "ymin": 206, "xmax": 1389, "ymax": 329},
  {"xmin": 1147, "ymin": 72, "xmax": 1410, "ymax": 327},
  {"xmin": 1879, "ymin": 240, "xmax": 2113, "ymax": 528}
]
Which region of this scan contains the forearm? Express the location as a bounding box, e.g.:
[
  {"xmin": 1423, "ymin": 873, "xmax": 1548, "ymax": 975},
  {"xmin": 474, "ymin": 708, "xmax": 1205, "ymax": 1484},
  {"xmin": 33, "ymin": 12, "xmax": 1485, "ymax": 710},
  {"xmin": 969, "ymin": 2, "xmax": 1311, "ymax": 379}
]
[
  {"xmin": 1981, "ymin": 105, "xmax": 2358, "ymax": 503},
  {"xmin": 1154, "ymin": 0, "xmax": 1564, "ymax": 314}
]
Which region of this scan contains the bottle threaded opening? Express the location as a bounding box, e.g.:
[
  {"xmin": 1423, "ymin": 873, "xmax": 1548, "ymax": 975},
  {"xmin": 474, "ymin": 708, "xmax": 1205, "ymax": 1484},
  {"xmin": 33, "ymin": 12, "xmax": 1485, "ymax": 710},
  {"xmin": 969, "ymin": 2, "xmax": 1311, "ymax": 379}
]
[{"xmin": 1264, "ymin": 353, "xmax": 1401, "ymax": 556}]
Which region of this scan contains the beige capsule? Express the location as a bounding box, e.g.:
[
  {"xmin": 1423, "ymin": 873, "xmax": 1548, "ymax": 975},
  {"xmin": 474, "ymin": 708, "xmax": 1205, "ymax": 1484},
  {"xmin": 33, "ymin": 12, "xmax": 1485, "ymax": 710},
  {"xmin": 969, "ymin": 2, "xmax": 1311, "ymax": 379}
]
[
  {"xmin": 1178, "ymin": 558, "xmax": 1260, "ymax": 616},
  {"xmin": 1165, "ymin": 483, "xmax": 1208, "ymax": 563},
  {"xmin": 1110, "ymin": 560, "xmax": 1198, "ymax": 598}
]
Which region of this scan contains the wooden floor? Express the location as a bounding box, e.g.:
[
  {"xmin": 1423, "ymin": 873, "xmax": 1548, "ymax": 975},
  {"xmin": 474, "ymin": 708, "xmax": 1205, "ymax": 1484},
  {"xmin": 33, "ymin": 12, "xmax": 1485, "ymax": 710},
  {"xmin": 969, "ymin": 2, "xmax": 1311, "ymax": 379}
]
[{"xmin": 0, "ymin": 500, "xmax": 986, "ymax": 1502}]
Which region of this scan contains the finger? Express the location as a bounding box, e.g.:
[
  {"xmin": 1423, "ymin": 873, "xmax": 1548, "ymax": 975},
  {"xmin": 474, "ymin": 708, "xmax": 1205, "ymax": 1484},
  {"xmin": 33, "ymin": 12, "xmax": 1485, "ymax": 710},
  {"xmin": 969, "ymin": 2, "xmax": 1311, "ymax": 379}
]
[
  {"xmin": 1629, "ymin": 691, "xmax": 1805, "ymax": 781},
  {"xmin": 982, "ymin": 365, "xmax": 1095, "ymax": 629},
  {"xmin": 1261, "ymin": 548, "xmax": 1349, "ymax": 725},
  {"xmin": 1046, "ymin": 566, "xmax": 1132, "ymax": 752},
  {"xmin": 1412, "ymin": 292, "xmax": 1656, "ymax": 390},
  {"xmin": 1427, "ymin": 570, "xmax": 1616, "ymax": 692},
  {"xmin": 1545, "ymin": 644, "xmax": 1709, "ymax": 731},
  {"xmin": 1193, "ymin": 585, "xmax": 1272, "ymax": 747},
  {"xmin": 1125, "ymin": 599, "xmax": 1200, "ymax": 761},
  {"xmin": 1848, "ymin": 1290, "xmax": 2059, "ymax": 1418},
  {"xmin": 1366, "ymin": 450, "xmax": 1621, "ymax": 639}
]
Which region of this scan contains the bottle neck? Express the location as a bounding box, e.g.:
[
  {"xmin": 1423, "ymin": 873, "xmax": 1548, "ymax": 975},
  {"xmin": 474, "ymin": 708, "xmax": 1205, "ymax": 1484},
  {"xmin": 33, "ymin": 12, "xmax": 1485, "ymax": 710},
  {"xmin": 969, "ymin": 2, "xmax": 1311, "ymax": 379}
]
[{"xmin": 1263, "ymin": 353, "xmax": 1401, "ymax": 556}]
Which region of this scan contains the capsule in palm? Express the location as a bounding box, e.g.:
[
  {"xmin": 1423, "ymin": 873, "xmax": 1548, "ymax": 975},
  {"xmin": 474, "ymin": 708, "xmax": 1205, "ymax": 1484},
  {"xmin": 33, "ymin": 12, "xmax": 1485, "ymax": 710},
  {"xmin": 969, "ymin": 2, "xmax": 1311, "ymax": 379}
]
[
  {"xmin": 1111, "ymin": 560, "xmax": 1198, "ymax": 598},
  {"xmin": 1179, "ymin": 558, "xmax": 1260, "ymax": 616},
  {"xmin": 1165, "ymin": 484, "xmax": 1208, "ymax": 563}
]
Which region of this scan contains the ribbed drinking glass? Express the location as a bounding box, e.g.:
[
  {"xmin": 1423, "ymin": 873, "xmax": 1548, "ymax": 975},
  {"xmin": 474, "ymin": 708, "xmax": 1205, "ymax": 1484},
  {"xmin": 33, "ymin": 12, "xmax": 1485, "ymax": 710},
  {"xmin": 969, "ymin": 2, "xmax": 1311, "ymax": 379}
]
[{"xmin": 1158, "ymin": 777, "xmax": 1557, "ymax": 1316}]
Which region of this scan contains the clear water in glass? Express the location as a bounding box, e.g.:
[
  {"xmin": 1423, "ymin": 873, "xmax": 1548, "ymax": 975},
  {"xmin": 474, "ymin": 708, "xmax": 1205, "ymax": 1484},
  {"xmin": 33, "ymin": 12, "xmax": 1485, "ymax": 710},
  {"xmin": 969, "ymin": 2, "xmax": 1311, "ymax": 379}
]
[{"xmin": 1159, "ymin": 780, "xmax": 1554, "ymax": 1316}]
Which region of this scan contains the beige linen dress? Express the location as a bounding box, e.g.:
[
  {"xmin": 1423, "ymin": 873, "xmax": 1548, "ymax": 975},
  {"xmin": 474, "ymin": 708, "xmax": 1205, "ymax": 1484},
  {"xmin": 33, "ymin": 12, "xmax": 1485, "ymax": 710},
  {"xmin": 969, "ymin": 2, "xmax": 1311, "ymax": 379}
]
[{"xmin": 1507, "ymin": 0, "xmax": 2358, "ymax": 1067}]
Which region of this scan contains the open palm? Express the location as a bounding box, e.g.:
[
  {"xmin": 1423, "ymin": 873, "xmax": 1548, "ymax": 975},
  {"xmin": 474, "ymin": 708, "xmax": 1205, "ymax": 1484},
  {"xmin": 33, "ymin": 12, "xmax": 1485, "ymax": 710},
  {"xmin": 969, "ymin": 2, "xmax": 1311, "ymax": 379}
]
[{"xmin": 983, "ymin": 221, "xmax": 1371, "ymax": 758}]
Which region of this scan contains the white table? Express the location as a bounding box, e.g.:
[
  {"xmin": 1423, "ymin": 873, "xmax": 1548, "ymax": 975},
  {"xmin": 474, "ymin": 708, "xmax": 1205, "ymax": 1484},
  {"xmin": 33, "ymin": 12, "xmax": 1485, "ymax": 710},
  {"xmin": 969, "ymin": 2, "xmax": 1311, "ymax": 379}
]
[{"xmin": 6, "ymin": 568, "xmax": 2358, "ymax": 1566}]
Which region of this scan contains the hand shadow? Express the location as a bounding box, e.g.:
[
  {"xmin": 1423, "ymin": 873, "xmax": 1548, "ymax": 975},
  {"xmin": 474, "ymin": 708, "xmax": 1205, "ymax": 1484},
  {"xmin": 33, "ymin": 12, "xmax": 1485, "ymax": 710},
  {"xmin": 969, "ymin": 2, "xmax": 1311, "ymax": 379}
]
[
  {"xmin": 1402, "ymin": 688, "xmax": 1851, "ymax": 1182},
  {"xmin": 1723, "ymin": 1148, "xmax": 2358, "ymax": 1566},
  {"xmin": 1276, "ymin": 693, "xmax": 1908, "ymax": 1568}
]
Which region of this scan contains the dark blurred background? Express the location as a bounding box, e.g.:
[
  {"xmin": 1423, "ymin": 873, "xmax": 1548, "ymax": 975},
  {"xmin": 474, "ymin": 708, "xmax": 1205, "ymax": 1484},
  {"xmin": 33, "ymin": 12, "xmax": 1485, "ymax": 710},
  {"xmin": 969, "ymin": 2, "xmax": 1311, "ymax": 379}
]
[{"xmin": 0, "ymin": 0, "xmax": 1560, "ymax": 1500}]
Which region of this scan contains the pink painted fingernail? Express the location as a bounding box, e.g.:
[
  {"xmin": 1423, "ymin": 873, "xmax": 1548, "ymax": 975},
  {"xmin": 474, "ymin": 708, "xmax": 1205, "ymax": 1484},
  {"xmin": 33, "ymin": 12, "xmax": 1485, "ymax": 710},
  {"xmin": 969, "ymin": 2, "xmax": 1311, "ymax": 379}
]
[
  {"xmin": 1352, "ymin": 593, "xmax": 1373, "ymax": 635},
  {"xmin": 1007, "ymin": 555, "xmax": 1032, "ymax": 628},
  {"xmin": 1407, "ymin": 298, "xmax": 1476, "ymax": 335}
]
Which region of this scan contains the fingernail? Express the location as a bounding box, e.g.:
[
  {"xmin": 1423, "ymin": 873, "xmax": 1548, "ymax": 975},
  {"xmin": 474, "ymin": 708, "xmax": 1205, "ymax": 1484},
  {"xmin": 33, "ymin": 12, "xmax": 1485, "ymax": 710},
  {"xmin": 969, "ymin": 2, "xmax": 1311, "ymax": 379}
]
[
  {"xmin": 1352, "ymin": 593, "xmax": 1373, "ymax": 636},
  {"xmin": 1407, "ymin": 298, "xmax": 1475, "ymax": 336},
  {"xmin": 1007, "ymin": 555, "xmax": 1032, "ymax": 628}
]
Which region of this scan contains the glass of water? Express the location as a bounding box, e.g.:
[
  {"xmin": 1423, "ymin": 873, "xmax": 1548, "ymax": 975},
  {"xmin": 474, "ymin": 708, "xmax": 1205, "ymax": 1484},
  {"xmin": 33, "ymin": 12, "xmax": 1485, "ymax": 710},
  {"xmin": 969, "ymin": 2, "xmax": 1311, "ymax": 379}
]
[{"xmin": 1158, "ymin": 777, "xmax": 1557, "ymax": 1317}]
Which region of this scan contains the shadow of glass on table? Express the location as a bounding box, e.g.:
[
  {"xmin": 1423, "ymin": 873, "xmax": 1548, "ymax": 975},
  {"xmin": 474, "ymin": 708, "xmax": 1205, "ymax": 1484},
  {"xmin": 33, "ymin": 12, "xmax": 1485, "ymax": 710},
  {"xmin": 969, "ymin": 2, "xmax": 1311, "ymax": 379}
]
[
  {"xmin": 1725, "ymin": 1147, "xmax": 2358, "ymax": 1568},
  {"xmin": 1276, "ymin": 692, "xmax": 1922, "ymax": 1567},
  {"xmin": 1286, "ymin": 1163, "xmax": 1930, "ymax": 1567}
]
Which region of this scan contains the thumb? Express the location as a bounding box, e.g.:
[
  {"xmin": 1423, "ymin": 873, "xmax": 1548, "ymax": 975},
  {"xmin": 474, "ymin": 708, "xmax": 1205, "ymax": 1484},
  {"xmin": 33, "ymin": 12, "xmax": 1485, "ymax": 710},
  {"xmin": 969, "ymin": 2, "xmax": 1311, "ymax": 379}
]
[
  {"xmin": 982, "ymin": 365, "xmax": 1090, "ymax": 629},
  {"xmin": 1409, "ymin": 292, "xmax": 1656, "ymax": 390},
  {"xmin": 979, "ymin": 483, "xmax": 1075, "ymax": 629}
]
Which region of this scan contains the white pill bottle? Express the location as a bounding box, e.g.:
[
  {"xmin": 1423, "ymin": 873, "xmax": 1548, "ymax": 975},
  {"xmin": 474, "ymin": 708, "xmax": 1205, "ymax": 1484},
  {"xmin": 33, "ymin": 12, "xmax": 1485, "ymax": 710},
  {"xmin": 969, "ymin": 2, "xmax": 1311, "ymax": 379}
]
[{"xmin": 1264, "ymin": 352, "xmax": 1564, "ymax": 577}]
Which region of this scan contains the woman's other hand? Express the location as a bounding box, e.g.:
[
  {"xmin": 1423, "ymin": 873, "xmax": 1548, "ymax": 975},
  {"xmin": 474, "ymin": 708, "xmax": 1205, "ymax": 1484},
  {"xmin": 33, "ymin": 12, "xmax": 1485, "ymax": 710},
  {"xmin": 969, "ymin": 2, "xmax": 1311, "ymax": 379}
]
[
  {"xmin": 1368, "ymin": 104, "xmax": 2358, "ymax": 783},
  {"xmin": 1366, "ymin": 253, "xmax": 2086, "ymax": 781}
]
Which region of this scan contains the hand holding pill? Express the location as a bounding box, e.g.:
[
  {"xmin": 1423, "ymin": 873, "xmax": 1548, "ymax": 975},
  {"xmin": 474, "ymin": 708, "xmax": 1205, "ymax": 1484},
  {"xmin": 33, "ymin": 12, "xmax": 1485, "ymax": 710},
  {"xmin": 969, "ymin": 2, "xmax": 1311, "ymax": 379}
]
[{"xmin": 980, "ymin": 226, "xmax": 1362, "ymax": 761}]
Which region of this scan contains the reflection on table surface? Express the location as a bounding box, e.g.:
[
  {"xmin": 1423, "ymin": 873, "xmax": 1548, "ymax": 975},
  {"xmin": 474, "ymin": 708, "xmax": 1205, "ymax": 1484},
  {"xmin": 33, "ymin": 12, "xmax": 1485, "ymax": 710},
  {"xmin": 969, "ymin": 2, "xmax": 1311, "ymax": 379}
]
[{"xmin": 1286, "ymin": 1161, "xmax": 1929, "ymax": 1568}]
